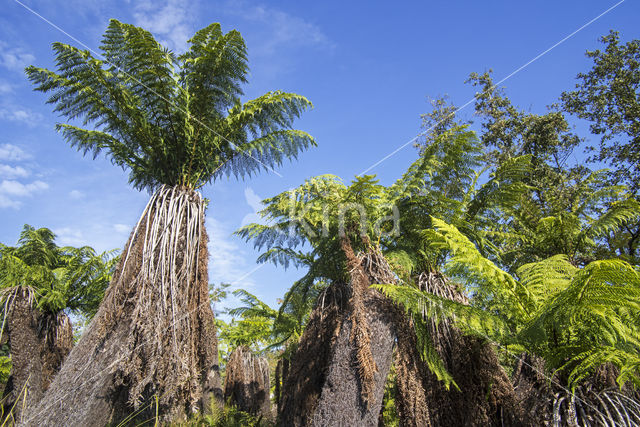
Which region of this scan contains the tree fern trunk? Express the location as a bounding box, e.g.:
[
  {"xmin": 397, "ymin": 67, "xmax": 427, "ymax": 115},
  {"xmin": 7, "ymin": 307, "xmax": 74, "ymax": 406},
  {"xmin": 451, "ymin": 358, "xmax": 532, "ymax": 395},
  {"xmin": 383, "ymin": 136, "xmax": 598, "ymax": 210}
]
[
  {"xmin": 224, "ymin": 346, "xmax": 271, "ymax": 419},
  {"xmin": 2, "ymin": 288, "xmax": 73, "ymax": 423},
  {"xmin": 279, "ymin": 242, "xmax": 398, "ymax": 426},
  {"xmin": 393, "ymin": 314, "xmax": 432, "ymax": 427},
  {"xmin": 278, "ymin": 282, "xmax": 346, "ymax": 426},
  {"xmin": 3, "ymin": 289, "xmax": 43, "ymax": 421},
  {"xmin": 309, "ymin": 290, "xmax": 396, "ymax": 426},
  {"xmin": 416, "ymin": 271, "xmax": 520, "ymax": 426},
  {"xmin": 21, "ymin": 186, "xmax": 221, "ymax": 426}
]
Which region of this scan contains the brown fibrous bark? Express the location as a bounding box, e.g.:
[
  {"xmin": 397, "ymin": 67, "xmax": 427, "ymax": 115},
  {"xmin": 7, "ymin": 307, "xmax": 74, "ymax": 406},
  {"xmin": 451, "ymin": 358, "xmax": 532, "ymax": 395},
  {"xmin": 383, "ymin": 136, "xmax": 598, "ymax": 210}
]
[
  {"xmin": 2, "ymin": 288, "xmax": 73, "ymax": 422},
  {"xmin": 279, "ymin": 240, "xmax": 399, "ymax": 426}
]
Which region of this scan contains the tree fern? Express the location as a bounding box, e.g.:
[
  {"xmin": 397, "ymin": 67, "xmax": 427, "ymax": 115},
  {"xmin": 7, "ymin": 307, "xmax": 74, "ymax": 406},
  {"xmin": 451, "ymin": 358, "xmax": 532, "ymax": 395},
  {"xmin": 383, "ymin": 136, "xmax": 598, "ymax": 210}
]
[
  {"xmin": 431, "ymin": 218, "xmax": 640, "ymax": 390},
  {"xmin": 26, "ymin": 19, "xmax": 315, "ymax": 191}
]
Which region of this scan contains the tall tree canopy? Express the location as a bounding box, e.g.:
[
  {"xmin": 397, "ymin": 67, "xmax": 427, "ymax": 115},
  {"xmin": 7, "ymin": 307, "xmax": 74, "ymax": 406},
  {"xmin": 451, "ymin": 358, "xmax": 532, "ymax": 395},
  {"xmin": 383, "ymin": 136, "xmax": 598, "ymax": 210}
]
[{"xmin": 561, "ymin": 31, "xmax": 640, "ymax": 193}]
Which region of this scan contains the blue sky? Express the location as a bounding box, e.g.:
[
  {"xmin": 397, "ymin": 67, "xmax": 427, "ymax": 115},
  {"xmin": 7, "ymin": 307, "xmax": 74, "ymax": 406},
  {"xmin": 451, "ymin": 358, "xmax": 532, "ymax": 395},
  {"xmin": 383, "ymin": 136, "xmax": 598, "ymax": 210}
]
[{"xmin": 0, "ymin": 0, "xmax": 638, "ymax": 312}]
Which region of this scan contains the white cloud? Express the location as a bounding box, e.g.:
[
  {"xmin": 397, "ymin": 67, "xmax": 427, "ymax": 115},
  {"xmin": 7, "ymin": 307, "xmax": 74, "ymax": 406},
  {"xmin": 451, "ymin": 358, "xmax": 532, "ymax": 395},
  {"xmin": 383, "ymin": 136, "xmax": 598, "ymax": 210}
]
[
  {"xmin": 0, "ymin": 81, "xmax": 13, "ymax": 94},
  {"xmin": 0, "ymin": 180, "xmax": 47, "ymax": 209},
  {"xmin": 0, "ymin": 41, "xmax": 35, "ymax": 72},
  {"xmin": 226, "ymin": 2, "xmax": 333, "ymax": 56},
  {"xmin": 0, "ymin": 108, "xmax": 42, "ymax": 126},
  {"xmin": 0, "ymin": 180, "xmax": 48, "ymax": 196},
  {"xmin": 0, "ymin": 144, "xmax": 29, "ymax": 161},
  {"xmin": 133, "ymin": 0, "xmax": 194, "ymax": 52},
  {"xmin": 54, "ymin": 227, "xmax": 85, "ymax": 246},
  {"xmin": 206, "ymin": 216, "xmax": 257, "ymax": 291},
  {"xmin": 0, "ymin": 164, "xmax": 28, "ymax": 179},
  {"xmin": 69, "ymin": 189, "xmax": 84, "ymax": 199},
  {"xmin": 0, "ymin": 194, "xmax": 20, "ymax": 209},
  {"xmin": 240, "ymin": 187, "xmax": 265, "ymax": 228},
  {"xmin": 0, "ymin": 144, "xmax": 40, "ymax": 208},
  {"xmin": 113, "ymin": 223, "xmax": 130, "ymax": 233}
]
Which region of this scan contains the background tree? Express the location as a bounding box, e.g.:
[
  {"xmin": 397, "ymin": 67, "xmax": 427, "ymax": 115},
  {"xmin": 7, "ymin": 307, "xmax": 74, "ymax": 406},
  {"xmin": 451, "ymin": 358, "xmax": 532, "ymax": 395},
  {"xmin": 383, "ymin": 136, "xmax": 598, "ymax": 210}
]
[
  {"xmin": 459, "ymin": 72, "xmax": 640, "ymax": 266},
  {"xmin": 561, "ymin": 31, "xmax": 640, "ymax": 262},
  {"xmin": 23, "ymin": 19, "xmax": 313, "ymax": 426},
  {"xmin": 0, "ymin": 225, "xmax": 115, "ymax": 422},
  {"xmin": 561, "ymin": 31, "xmax": 640, "ymax": 193}
]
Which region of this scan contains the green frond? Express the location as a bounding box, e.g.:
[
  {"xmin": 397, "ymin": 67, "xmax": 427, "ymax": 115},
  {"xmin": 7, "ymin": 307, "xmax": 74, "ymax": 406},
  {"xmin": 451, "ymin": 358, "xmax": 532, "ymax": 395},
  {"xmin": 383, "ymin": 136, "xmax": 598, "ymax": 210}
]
[
  {"xmin": 413, "ymin": 315, "xmax": 457, "ymax": 390},
  {"xmin": 228, "ymin": 289, "xmax": 277, "ymax": 319},
  {"xmin": 373, "ymin": 283, "xmax": 512, "ymax": 343},
  {"xmin": 27, "ymin": 20, "xmax": 314, "ymax": 191},
  {"xmin": 0, "ymin": 224, "xmax": 117, "ymax": 317},
  {"xmin": 255, "ymin": 247, "xmax": 314, "ymax": 270},
  {"xmin": 565, "ymin": 347, "xmax": 640, "ymax": 389},
  {"xmin": 516, "ymin": 254, "xmax": 577, "ymax": 306},
  {"xmin": 430, "ymin": 217, "xmax": 532, "ymax": 322},
  {"xmin": 179, "ymin": 23, "xmax": 247, "ymax": 119},
  {"xmin": 519, "ymin": 258, "xmax": 640, "ymax": 386},
  {"xmin": 583, "ymin": 198, "xmax": 640, "ymax": 240}
]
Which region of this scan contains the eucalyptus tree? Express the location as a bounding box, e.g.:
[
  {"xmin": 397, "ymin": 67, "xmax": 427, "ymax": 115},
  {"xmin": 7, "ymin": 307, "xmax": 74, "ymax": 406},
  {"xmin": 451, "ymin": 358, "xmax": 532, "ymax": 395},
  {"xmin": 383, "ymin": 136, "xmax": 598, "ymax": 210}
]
[
  {"xmin": 0, "ymin": 225, "xmax": 115, "ymax": 421},
  {"xmin": 23, "ymin": 20, "xmax": 314, "ymax": 425}
]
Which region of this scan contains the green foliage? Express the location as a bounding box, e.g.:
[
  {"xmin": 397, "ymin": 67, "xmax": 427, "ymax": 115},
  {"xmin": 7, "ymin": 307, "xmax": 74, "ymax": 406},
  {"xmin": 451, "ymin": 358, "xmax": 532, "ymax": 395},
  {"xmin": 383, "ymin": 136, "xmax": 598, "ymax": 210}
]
[
  {"xmin": 429, "ymin": 217, "xmax": 532, "ymax": 324},
  {"xmin": 468, "ymin": 71, "xmax": 581, "ymax": 171},
  {"xmin": 237, "ymin": 126, "xmax": 537, "ymax": 388},
  {"xmin": 378, "ymin": 365, "xmax": 399, "ymax": 426},
  {"xmin": 520, "ymin": 259, "xmax": 640, "ymax": 389},
  {"xmin": 172, "ymin": 398, "xmax": 272, "ymax": 426},
  {"xmin": 0, "ymin": 225, "xmax": 117, "ymax": 317},
  {"xmin": 498, "ymin": 170, "xmax": 640, "ymax": 269},
  {"xmin": 430, "ymin": 219, "xmax": 640, "ymax": 389},
  {"xmin": 387, "ymin": 126, "xmax": 532, "ymax": 274},
  {"xmin": 0, "ymin": 354, "xmax": 10, "ymax": 385},
  {"xmin": 26, "ymin": 20, "xmax": 315, "ymax": 191},
  {"xmin": 561, "ymin": 30, "xmax": 640, "ymax": 192},
  {"xmin": 210, "ymin": 282, "xmax": 232, "ymax": 317},
  {"xmin": 217, "ymin": 287, "xmax": 309, "ymax": 358},
  {"xmin": 374, "ymin": 282, "xmax": 512, "ymax": 345}
]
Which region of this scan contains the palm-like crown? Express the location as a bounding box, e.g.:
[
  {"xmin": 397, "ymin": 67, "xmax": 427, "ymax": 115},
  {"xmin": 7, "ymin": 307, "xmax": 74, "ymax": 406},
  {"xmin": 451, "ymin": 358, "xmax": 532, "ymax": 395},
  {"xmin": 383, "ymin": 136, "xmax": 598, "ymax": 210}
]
[{"xmin": 26, "ymin": 20, "xmax": 315, "ymax": 191}]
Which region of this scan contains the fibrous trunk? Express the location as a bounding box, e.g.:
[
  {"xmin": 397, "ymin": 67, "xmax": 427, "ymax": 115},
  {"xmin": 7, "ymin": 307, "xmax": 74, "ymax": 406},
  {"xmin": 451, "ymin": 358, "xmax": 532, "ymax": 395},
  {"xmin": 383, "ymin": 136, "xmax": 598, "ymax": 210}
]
[
  {"xmin": 512, "ymin": 355, "xmax": 640, "ymax": 426},
  {"xmin": 223, "ymin": 346, "xmax": 271, "ymax": 419},
  {"xmin": 393, "ymin": 313, "xmax": 432, "ymax": 427},
  {"xmin": 2, "ymin": 288, "xmax": 73, "ymax": 422},
  {"xmin": 279, "ymin": 241, "xmax": 398, "ymax": 426},
  {"xmin": 415, "ymin": 271, "xmax": 520, "ymax": 426},
  {"xmin": 21, "ymin": 185, "xmax": 221, "ymax": 426},
  {"xmin": 274, "ymin": 356, "xmax": 287, "ymax": 416},
  {"xmin": 278, "ymin": 281, "xmax": 346, "ymax": 426}
]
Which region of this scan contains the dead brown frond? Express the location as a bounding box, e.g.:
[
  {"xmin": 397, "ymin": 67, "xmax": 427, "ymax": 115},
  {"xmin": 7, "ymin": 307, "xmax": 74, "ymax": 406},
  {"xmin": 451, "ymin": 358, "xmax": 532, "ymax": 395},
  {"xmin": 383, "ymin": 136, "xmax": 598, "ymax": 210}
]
[
  {"xmin": 393, "ymin": 312, "xmax": 432, "ymax": 427},
  {"xmin": 342, "ymin": 237, "xmax": 378, "ymax": 407},
  {"xmin": 278, "ymin": 281, "xmax": 346, "ymax": 425},
  {"xmin": 223, "ymin": 346, "xmax": 271, "ymax": 419},
  {"xmin": 513, "ymin": 357, "xmax": 640, "ymax": 426}
]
